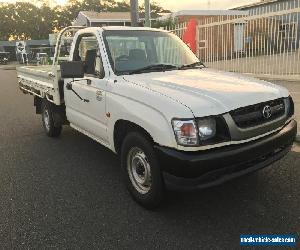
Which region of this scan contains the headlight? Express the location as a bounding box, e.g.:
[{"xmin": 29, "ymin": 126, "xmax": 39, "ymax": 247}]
[
  {"xmin": 197, "ymin": 118, "xmax": 216, "ymax": 141},
  {"xmin": 172, "ymin": 119, "xmax": 198, "ymax": 146},
  {"xmin": 172, "ymin": 117, "xmax": 230, "ymax": 147}
]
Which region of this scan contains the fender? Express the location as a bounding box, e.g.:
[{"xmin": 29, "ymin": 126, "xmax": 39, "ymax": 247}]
[{"xmin": 106, "ymin": 91, "xmax": 192, "ymax": 153}]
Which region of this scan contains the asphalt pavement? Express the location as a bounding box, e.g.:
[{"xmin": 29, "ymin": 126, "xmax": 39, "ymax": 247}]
[{"xmin": 0, "ymin": 69, "xmax": 299, "ymax": 249}]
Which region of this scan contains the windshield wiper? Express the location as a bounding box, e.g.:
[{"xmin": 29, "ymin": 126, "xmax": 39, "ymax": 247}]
[
  {"xmin": 128, "ymin": 64, "xmax": 178, "ymax": 75},
  {"xmin": 179, "ymin": 61, "xmax": 206, "ymax": 70}
]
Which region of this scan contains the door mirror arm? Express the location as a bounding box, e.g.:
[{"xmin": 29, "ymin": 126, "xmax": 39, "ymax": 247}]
[
  {"xmin": 65, "ymin": 79, "xmax": 90, "ymax": 103},
  {"xmin": 69, "ymin": 78, "xmax": 91, "ymax": 85}
]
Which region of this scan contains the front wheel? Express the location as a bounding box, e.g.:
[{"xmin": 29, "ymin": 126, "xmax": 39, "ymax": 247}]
[
  {"xmin": 121, "ymin": 132, "xmax": 165, "ymax": 209},
  {"xmin": 42, "ymin": 101, "xmax": 62, "ymax": 137}
]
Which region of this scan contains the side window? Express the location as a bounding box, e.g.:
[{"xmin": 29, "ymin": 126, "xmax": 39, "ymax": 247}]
[
  {"xmin": 74, "ymin": 34, "xmax": 105, "ymax": 78},
  {"xmin": 107, "ymin": 38, "xmax": 147, "ymax": 61},
  {"xmin": 105, "ymin": 36, "xmax": 148, "ymax": 72}
]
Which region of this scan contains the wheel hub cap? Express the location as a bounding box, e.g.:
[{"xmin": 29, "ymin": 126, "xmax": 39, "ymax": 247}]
[{"xmin": 127, "ymin": 147, "xmax": 152, "ymax": 194}]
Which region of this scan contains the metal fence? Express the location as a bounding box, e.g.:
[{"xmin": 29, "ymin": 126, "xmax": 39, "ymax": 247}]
[
  {"xmin": 166, "ymin": 1, "xmax": 300, "ymax": 80},
  {"xmin": 164, "ymin": 22, "xmax": 187, "ymax": 39}
]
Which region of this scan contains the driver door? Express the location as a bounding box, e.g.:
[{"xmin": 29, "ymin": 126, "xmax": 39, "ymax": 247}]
[{"xmin": 65, "ymin": 34, "xmax": 109, "ymax": 145}]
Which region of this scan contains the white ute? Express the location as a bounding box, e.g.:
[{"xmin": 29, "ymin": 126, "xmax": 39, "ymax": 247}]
[{"xmin": 17, "ymin": 26, "xmax": 297, "ymax": 208}]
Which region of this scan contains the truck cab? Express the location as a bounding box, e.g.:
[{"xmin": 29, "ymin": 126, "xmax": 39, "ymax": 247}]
[{"xmin": 17, "ymin": 26, "xmax": 297, "ymax": 209}]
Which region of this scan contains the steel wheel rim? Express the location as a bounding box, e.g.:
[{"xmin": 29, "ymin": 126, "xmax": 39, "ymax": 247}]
[
  {"xmin": 127, "ymin": 147, "xmax": 152, "ymax": 194},
  {"xmin": 43, "ymin": 109, "xmax": 50, "ymax": 131}
]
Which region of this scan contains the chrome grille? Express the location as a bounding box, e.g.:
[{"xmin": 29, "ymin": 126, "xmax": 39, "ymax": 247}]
[{"xmin": 230, "ymin": 99, "xmax": 285, "ymax": 128}]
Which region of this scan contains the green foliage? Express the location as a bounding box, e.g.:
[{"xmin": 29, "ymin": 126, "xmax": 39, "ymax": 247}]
[
  {"xmin": 0, "ymin": 4, "xmax": 13, "ymax": 40},
  {"xmin": 152, "ymin": 17, "xmax": 178, "ymax": 29},
  {"xmin": 0, "ymin": 0, "xmax": 166, "ymax": 40},
  {"xmin": 0, "ymin": 3, "xmax": 55, "ymax": 40},
  {"xmin": 139, "ymin": 1, "xmax": 168, "ymax": 15}
]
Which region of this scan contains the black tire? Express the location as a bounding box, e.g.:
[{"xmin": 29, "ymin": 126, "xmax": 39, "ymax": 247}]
[
  {"xmin": 42, "ymin": 101, "xmax": 62, "ymax": 137},
  {"xmin": 121, "ymin": 132, "xmax": 165, "ymax": 209}
]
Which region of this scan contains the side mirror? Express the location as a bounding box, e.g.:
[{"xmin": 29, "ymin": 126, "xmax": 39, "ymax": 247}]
[{"xmin": 60, "ymin": 61, "xmax": 84, "ymax": 79}]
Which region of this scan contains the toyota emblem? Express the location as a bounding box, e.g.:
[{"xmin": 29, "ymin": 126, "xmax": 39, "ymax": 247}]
[{"xmin": 262, "ymin": 105, "xmax": 272, "ymax": 119}]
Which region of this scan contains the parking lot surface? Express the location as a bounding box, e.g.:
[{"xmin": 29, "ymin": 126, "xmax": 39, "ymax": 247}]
[{"xmin": 0, "ymin": 69, "xmax": 299, "ymax": 249}]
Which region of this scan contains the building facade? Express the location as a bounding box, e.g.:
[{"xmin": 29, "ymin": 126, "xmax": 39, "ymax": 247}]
[
  {"xmin": 0, "ymin": 40, "xmax": 51, "ymax": 61},
  {"xmin": 232, "ymin": 0, "xmax": 300, "ymax": 51},
  {"xmin": 158, "ymin": 10, "xmax": 249, "ymax": 23},
  {"xmin": 74, "ymin": 11, "xmax": 132, "ymax": 27},
  {"xmin": 233, "ymin": 0, "xmax": 300, "ymax": 14}
]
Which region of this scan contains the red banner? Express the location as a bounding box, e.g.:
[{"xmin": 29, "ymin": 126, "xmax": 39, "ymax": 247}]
[{"xmin": 182, "ymin": 18, "xmax": 197, "ymax": 53}]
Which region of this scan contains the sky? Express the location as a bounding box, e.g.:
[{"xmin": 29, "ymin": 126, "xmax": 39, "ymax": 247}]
[{"xmin": 0, "ymin": 0, "xmax": 261, "ymax": 10}]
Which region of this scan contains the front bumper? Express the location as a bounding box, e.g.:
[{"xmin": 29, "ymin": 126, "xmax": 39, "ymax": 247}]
[{"xmin": 155, "ymin": 119, "xmax": 297, "ymax": 191}]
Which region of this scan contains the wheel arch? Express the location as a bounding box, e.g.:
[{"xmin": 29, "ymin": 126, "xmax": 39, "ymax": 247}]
[
  {"xmin": 113, "ymin": 119, "xmax": 154, "ymax": 155},
  {"xmin": 39, "ymin": 98, "xmax": 68, "ymax": 126},
  {"xmin": 34, "ymin": 96, "xmax": 43, "ymax": 114}
]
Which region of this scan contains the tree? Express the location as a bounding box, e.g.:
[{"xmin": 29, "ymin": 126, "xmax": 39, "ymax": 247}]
[
  {"xmin": 152, "ymin": 17, "xmax": 178, "ymax": 29},
  {"xmin": 113, "ymin": 1, "xmax": 130, "ymax": 12},
  {"xmin": 139, "ymin": 1, "xmax": 171, "ymax": 16},
  {"xmin": 0, "ymin": 4, "xmax": 15, "ymax": 40},
  {"xmin": 0, "ymin": 0, "xmax": 168, "ymax": 40},
  {"xmin": 0, "ymin": 2, "xmax": 55, "ymax": 40}
]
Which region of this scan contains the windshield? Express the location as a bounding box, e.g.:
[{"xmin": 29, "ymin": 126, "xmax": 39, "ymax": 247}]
[{"xmin": 103, "ymin": 30, "xmax": 200, "ymax": 75}]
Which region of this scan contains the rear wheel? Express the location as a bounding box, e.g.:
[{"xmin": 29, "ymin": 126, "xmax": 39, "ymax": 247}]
[
  {"xmin": 121, "ymin": 132, "xmax": 165, "ymax": 209},
  {"xmin": 42, "ymin": 101, "xmax": 62, "ymax": 137}
]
